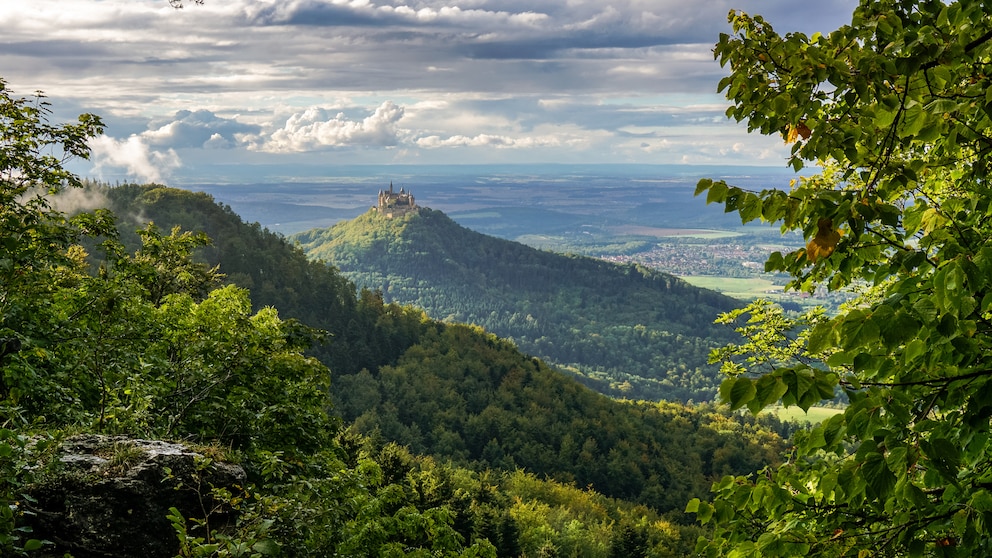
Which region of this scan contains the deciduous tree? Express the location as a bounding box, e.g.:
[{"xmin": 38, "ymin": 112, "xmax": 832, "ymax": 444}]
[{"xmin": 691, "ymin": 1, "xmax": 992, "ymax": 556}]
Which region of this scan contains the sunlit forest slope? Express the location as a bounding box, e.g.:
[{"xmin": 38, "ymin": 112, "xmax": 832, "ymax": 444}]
[
  {"xmin": 292, "ymin": 207, "xmax": 742, "ymax": 402},
  {"xmin": 95, "ymin": 183, "xmax": 786, "ymax": 514}
]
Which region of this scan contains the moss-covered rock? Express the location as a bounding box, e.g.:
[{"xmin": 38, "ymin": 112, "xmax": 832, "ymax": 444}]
[{"xmin": 27, "ymin": 434, "xmax": 245, "ymax": 558}]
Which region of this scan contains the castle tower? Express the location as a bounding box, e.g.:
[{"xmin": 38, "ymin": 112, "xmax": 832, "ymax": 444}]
[{"xmin": 374, "ymin": 181, "xmax": 418, "ymax": 218}]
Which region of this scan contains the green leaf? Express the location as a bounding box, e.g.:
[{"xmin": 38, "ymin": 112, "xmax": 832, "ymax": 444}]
[
  {"xmin": 839, "ymin": 309, "xmax": 880, "ymax": 349},
  {"xmin": 687, "ymin": 498, "xmax": 714, "ymax": 524},
  {"xmin": 738, "ymin": 193, "xmax": 763, "ymax": 222},
  {"xmin": 750, "ymin": 374, "xmax": 789, "ymax": 413},
  {"xmin": 252, "ymin": 539, "xmax": 281, "ymax": 555},
  {"xmin": 921, "ymin": 438, "xmax": 961, "ymax": 482},
  {"xmin": 902, "ymin": 339, "xmax": 927, "ymax": 366},
  {"xmin": 861, "ymin": 451, "xmax": 896, "ymax": 500},
  {"xmin": 22, "ymin": 539, "xmax": 44, "ymax": 551},
  {"xmin": 725, "ymin": 376, "xmax": 757, "ymax": 411},
  {"xmin": 875, "ymin": 105, "xmax": 899, "ymax": 128},
  {"xmin": 695, "ymin": 178, "xmax": 713, "ymax": 196},
  {"xmin": 806, "ymin": 320, "xmax": 838, "ymax": 354},
  {"xmin": 879, "ymin": 310, "xmax": 919, "ymax": 348},
  {"xmin": 821, "ymin": 413, "xmax": 845, "ymax": 447},
  {"xmin": 934, "ymin": 260, "xmax": 970, "ymax": 316},
  {"xmin": 969, "ymin": 490, "xmax": 992, "ymax": 512},
  {"xmin": 685, "ymin": 497, "xmax": 700, "ymax": 513},
  {"xmin": 706, "ymin": 181, "xmax": 729, "ymax": 204},
  {"xmin": 952, "ymin": 509, "xmax": 968, "ymax": 537},
  {"xmin": 902, "ymin": 203, "xmax": 928, "ymax": 235}
]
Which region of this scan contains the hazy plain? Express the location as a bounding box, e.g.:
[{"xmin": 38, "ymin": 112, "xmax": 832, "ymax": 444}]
[
  {"xmin": 187, "ymin": 164, "xmax": 836, "ymax": 307},
  {"xmin": 187, "ymin": 164, "xmax": 790, "ymax": 235}
]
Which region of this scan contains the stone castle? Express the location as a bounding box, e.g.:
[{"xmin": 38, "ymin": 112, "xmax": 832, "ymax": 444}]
[{"xmin": 373, "ymin": 182, "xmax": 418, "ymax": 218}]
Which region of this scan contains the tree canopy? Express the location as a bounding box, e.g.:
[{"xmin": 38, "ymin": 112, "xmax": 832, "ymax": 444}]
[
  {"xmin": 293, "ymin": 208, "xmax": 740, "ymax": 402},
  {"xmin": 0, "ymin": 79, "xmax": 777, "ymax": 556},
  {"xmin": 691, "ymin": 1, "xmax": 992, "ymax": 556}
]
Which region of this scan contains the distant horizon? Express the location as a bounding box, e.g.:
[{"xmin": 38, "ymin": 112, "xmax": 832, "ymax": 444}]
[
  {"xmin": 77, "ymin": 161, "xmax": 802, "ymax": 187},
  {"xmin": 177, "ymin": 163, "xmax": 800, "ymax": 236}
]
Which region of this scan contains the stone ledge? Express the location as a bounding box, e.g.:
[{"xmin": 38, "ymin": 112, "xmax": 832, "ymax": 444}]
[{"xmin": 26, "ymin": 434, "xmax": 246, "ymax": 558}]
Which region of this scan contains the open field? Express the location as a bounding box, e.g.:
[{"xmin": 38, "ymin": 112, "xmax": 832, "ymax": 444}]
[
  {"xmin": 680, "ymin": 276, "xmax": 782, "ymax": 298},
  {"xmin": 763, "ymin": 405, "xmax": 844, "ymax": 425}
]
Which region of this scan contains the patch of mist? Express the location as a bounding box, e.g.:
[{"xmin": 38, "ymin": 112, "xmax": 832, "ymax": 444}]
[{"xmin": 50, "ymin": 185, "xmax": 110, "ymax": 216}]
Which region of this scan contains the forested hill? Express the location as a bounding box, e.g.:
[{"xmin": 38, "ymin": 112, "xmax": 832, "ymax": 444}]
[
  {"xmin": 91, "ymin": 182, "xmax": 786, "ymax": 516},
  {"xmin": 293, "ymin": 207, "xmax": 742, "ymax": 402}
]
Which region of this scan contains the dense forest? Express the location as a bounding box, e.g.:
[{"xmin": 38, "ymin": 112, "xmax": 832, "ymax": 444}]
[
  {"xmin": 292, "ymin": 208, "xmax": 742, "ymax": 402},
  {"xmin": 0, "ymin": 157, "xmax": 790, "ymax": 558},
  {"xmin": 0, "ymin": 83, "xmax": 792, "ymax": 557},
  {"xmin": 97, "ymin": 182, "xmax": 788, "ymax": 512}
]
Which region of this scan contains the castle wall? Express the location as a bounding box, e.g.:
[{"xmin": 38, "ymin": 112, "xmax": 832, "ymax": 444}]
[{"xmin": 374, "ymin": 184, "xmax": 418, "ymax": 218}]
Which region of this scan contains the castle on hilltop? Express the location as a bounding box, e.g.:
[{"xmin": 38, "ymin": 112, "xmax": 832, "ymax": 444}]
[{"xmin": 374, "ymin": 182, "xmax": 418, "ymax": 218}]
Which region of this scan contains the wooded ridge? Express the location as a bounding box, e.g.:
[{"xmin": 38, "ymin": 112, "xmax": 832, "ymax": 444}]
[
  {"xmin": 97, "ymin": 182, "xmax": 788, "ymax": 514},
  {"xmin": 292, "ymin": 207, "xmax": 742, "ymax": 402}
]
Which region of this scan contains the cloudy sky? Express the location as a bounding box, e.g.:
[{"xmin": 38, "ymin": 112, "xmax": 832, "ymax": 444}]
[{"xmin": 1, "ymin": 0, "xmax": 857, "ymax": 183}]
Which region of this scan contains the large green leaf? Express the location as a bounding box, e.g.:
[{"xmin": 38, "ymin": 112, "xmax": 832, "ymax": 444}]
[
  {"xmin": 722, "ymin": 376, "xmax": 757, "ymax": 411},
  {"xmin": 860, "ymin": 451, "xmax": 896, "ymax": 501}
]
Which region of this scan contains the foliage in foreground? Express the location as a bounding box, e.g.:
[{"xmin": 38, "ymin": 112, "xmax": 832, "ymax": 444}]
[
  {"xmin": 690, "ymin": 1, "xmax": 992, "ymax": 556},
  {"xmin": 0, "ymin": 79, "xmax": 754, "ymax": 556}
]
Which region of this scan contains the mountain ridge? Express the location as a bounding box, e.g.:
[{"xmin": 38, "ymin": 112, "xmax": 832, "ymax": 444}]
[
  {"xmin": 94, "ymin": 183, "xmax": 785, "ymax": 515},
  {"xmin": 293, "ymin": 207, "xmax": 743, "ymax": 402}
]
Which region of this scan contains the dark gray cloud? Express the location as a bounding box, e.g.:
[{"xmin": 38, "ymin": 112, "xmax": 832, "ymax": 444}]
[
  {"xmin": 0, "ymin": 0, "xmax": 860, "ymax": 179},
  {"xmin": 1, "ymin": 40, "xmax": 113, "ymax": 59},
  {"xmin": 247, "ymin": 0, "xmax": 389, "ymax": 26}
]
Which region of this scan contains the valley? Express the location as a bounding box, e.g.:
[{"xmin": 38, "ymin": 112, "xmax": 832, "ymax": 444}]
[{"xmin": 187, "ymin": 164, "xmax": 845, "ymax": 310}]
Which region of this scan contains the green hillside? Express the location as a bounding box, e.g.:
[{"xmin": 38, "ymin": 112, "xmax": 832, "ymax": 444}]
[
  {"xmin": 293, "ymin": 207, "xmax": 742, "ymax": 402},
  {"xmin": 0, "ymin": 158, "xmax": 792, "ymax": 556},
  {"xmin": 337, "ymin": 321, "xmax": 785, "ymax": 513},
  {"xmin": 94, "ymin": 183, "xmax": 786, "ymax": 513}
]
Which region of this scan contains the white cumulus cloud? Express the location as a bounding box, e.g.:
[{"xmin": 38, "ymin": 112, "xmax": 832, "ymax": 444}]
[
  {"xmin": 264, "ymin": 101, "xmax": 406, "ymax": 152},
  {"xmin": 142, "ymin": 109, "xmax": 260, "ymax": 149},
  {"xmin": 88, "ymin": 135, "xmax": 181, "ymax": 183}
]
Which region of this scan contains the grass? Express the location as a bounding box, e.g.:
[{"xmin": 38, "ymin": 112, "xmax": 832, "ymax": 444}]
[
  {"xmin": 680, "ymin": 276, "xmax": 781, "ymax": 298},
  {"xmin": 103, "ymin": 441, "xmax": 148, "ymax": 475}
]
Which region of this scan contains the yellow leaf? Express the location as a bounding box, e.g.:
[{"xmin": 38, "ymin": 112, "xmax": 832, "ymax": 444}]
[
  {"xmin": 806, "ymin": 218, "xmax": 841, "ymax": 262},
  {"xmin": 784, "ymin": 123, "xmax": 811, "ymax": 143}
]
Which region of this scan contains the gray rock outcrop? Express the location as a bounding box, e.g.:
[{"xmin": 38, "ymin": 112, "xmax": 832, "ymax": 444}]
[{"xmin": 25, "ymin": 434, "xmax": 247, "ymax": 558}]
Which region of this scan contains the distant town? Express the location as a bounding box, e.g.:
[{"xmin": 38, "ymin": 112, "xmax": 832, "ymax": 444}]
[{"xmin": 599, "ymin": 241, "xmax": 770, "ymax": 277}]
